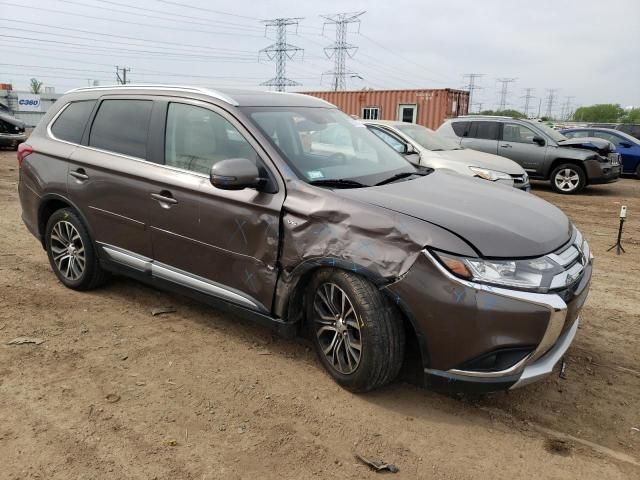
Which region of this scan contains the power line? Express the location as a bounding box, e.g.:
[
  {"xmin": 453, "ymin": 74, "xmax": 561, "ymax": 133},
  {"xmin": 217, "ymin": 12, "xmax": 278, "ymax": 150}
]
[
  {"xmin": 0, "ymin": 1, "xmax": 266, "ymax": 39},
  {"xmin": 545, "ymin": 89, "xmax": 559, "ymax": 118},
  {"xmin": 154, "ymin": 0, "xmax": 262, "ymax": 21},
  {"xmin": 321, "ymin": 11, "xmax": 365, "ymax": 91},
  {"xmin": 521, "ymin": 88, "xmax": 535, "ymax": 117},
  {"xmin": 496, "ymin": 77, "xmax": 517, "ymax": 111},
  {"xmin": 462, "ymin": 73, "xmax": 483, "ymax": 113},
  {"xmin": 259, "ymin": 18, "xmax": 304, "ymax": 92}
]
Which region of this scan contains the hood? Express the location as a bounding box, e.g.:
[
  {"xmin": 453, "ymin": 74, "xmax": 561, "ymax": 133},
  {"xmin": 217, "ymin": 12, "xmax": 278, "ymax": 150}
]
[
  {"xmin": 0, "ymin": 112, "xmax": 26, "ymax": 128},
  {"xmin": 431, "ymin": 148, "xmax": 525, "ymax": 175},
  {"xmin": 558, "ymin": 136, "xmax": 613, "ymax": 155},
  {"xmin": 337, "ymin": 170, "xmax": 571, "ymax": 258}
]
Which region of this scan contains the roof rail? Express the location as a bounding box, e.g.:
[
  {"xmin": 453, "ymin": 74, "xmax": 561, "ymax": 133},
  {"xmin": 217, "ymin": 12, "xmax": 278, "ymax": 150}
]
[
  {"xmin": 456, "ymin": 114, "xmax": 514, "ymax": 119},
  {"xmin": 65, "ymin": 84, "xmax": 238, "ymax": 106}
]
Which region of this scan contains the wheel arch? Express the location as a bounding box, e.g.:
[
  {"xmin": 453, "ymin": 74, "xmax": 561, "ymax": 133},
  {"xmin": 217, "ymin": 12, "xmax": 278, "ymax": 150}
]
[
  {"xmin": 38, "ymin": 194, "xmax": 93, "ymax": 249},
  {"xmin": 276, "ymin": 259, "xmax": 426, "ymax": 377}
]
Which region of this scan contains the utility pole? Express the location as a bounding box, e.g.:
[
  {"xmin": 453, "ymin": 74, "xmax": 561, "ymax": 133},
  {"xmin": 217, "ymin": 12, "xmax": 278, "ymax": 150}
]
[
  {"xmin": 545, "ymin": 89, "xmax": 559, "ymax": 119},
  {"xmin": 322, "ymin": 11, "xmax": 365, "ymax": 91},
  {"xmin": 496, "ymin": 78, "xmax": 517, "ymax": 111},
  {"xmin": 560, "ymin": 96, "xmax": 575, "ymax": 121},
  {"xmin": 115, "ymin": 66, "xmax": 130, "ymax": 85},
  {"xmin": 521, "ymin": 88, "xmax": 535, "ymax": 118},
  {"xmin": 462, "ymin": 73, "xmax": 483, "ymax": 113},
  {"xmin": 259, "ymin": 18, "xmax": 304, "ymax": 92}
]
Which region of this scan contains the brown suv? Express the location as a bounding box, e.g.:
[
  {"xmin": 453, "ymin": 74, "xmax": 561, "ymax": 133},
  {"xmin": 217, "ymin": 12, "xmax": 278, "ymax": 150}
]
[{"xmin": 18, "ymin": 85, "xmax": 592, "ymax": 393}]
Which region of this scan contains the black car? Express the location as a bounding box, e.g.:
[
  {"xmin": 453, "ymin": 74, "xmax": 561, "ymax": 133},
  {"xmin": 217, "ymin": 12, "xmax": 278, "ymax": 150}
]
[{"xmin": 0, "ymin": 112, "xmax": 27, "ymax": 149}]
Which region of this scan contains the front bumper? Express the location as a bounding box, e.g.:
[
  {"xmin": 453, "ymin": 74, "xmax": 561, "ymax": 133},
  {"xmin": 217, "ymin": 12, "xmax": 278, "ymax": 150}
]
[
  {"xmin": 584, "ymin": 158, "xmax": 621, "ymax": 185},
  {"xmin": 386, "ymin": 248, "xmax": 591, "ymax": 393},
  {"xmin": 0, "ymin": 133, "xmax": 27, "ymax": 147}
]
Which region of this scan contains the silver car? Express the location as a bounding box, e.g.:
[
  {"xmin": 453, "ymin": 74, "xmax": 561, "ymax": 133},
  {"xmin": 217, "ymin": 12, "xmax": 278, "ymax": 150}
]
[{"xmin": 364, "ymin": 120, "xmax": 530, "ymax": 191}]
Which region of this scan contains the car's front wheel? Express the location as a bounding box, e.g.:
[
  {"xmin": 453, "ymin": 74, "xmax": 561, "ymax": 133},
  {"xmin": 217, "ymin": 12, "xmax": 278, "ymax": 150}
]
[
  {"xmin": 307, "ymin": 269, "xmax": 405, "ymax": 392},
  {"xmin": 45, "ymin": 208, "xmax": 108, "ymax": 290},
  {"xmin": 550, "ymin": 163, "xmax": 586, "ymax": 194}
]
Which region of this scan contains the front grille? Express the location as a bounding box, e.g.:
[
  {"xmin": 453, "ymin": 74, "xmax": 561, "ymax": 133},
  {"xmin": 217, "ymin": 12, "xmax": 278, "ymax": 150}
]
[
  {"xmin": 547, "ymin": 231, "xmax": 588, "ymax": 290},
  {"xmin": 510, "ymin": 174, "xmax": 526, "ymax": 184}
]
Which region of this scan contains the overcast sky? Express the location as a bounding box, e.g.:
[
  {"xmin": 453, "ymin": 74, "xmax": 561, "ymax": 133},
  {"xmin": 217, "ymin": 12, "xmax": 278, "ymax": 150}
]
[{"xmin": 1, "ymin": 0, "xmax": 638, "ymax": 115}]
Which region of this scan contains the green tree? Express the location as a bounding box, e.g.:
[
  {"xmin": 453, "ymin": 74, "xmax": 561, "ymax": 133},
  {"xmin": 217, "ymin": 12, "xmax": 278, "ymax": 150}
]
[
  {"xmin": 572, "ymin": 104, "xmax": 624, "ymax": 123},
  {"xmin": 620, "ymin": 108, "xmax": 640, "ymax": 124},
  {"xmin": 29, "ymin": 78, "xmax": 43, "ymax": 94},
  {"xmin": 478, "ymin": 109, "xmax": 526, "ymax": 119}
]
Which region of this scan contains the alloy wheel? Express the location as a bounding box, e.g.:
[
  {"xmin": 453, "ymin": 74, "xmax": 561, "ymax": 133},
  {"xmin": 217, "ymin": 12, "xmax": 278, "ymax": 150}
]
[
  {"xmin": 313, "ymin": 282, "xmax": 362, "ymax": 375},
  {"xmin": 554, "ymin": 168, "xmax": 580, "ymax": 192},
  {"xmin": 50, "ymin": 220, "xmax": 86, "ymax": 281}
]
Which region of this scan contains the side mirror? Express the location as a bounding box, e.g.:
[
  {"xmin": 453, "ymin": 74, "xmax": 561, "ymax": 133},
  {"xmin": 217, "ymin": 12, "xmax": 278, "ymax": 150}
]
[
  {"xmin": 210, "ymin": 158, "xmax": 262, "ymax": 190},
  {"xmin": 620, "ymin": 141, "xmax": 633, "ymax": 148},
  {"xmin": 532, "ymin": 136, "xmax": 546, "ymax": 146},
  {"xmin": 404, "ymin": 143, "xmax": 416, "ymax": 154}
]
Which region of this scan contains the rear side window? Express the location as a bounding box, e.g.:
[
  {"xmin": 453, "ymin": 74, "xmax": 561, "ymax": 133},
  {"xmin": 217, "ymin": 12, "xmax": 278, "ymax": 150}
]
[
  {"xmin": 451, "ymin": 121, "xmax": 470, "ymax": 137},
  {"xmin": 89, "ymin": 99, "xmax": 152, "ymax": 158},
  {"xmin": 50, "ymin": 100, "xmax": 96, "ymax": 144},
  {"xmin": 469, "ymin": 121, "xmax": 498, "ymax": 140}
]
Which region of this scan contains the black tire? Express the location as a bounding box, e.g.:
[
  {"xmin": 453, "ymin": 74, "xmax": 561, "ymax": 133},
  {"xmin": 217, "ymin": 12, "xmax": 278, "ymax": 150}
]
[
  {"xmin": 550, "ymin": 163, "xmax": 586, "ymax": 194},
  {"xmin": 306, "ymin": 269, "xmax": 405, "ymax": 392},
  {"xmin": 636, "ymin": 163, "xmax": 640, "ymax": 179},
  {"xmin": 44, "ymin": 208, "xmax": 109, "ymax": 290}
]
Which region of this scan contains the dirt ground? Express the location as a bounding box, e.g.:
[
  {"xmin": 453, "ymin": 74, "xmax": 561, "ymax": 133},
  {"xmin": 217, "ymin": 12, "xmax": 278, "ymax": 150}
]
[{"xmin": 0, "ymin": 149, "xmax": 638, "ymax": 479}]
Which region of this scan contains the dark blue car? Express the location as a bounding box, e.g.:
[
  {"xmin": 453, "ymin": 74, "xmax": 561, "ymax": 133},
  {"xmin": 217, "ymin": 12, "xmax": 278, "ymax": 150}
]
[{"xmin": 561, "ymin": 127, "xmax": 640, "ymax": 177}]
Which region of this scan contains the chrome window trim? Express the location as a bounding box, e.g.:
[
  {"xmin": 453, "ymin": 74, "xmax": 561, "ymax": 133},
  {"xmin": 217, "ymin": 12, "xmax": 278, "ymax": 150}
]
[{"xmin": 47, "ymin": 103, "xmax": 211, "ymax": 180}]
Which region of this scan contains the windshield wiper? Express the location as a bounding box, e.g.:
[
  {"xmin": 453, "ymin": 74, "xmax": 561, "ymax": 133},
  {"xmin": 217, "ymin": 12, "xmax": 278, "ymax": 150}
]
[
  {"xmin": 309, "ymin": 178, "xmax": 368, "ymax": 188},
  {"xmin": 375, "ymin": 170, "xmax": 427, "ymax": 186}
]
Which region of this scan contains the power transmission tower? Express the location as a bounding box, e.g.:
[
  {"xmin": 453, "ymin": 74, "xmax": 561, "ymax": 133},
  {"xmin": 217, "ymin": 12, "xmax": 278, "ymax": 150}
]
[
  {"xmin": 462, "ymin": 73, "xmax": 483, "ymax": 113},
  {"xmin": 321, "ymin": 11, "xmax": 365, "ymax": 91},
  {"xmin": 115, "ymin": 66, "xmax": 130, "ymax": 84},
  {"xmin": 560, "ymin": 96, "xmax": 575, "ymax": 121},
  {"xmin": 545, "ymin": 89, "xmax": 559, "ymax": 119},
  {"xmin": 259, "ymin": 18, "xmax": 304, "ymax": 92},
  {"xmin": 521, "ymin": 88, "xmax": 535, "ymax": 118},
  {"xmin": 496, "ymin": 78, "xmax": 517, "ymax": 111}
]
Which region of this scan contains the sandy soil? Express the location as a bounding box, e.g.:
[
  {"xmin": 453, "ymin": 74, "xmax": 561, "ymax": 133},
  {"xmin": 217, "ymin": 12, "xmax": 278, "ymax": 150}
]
[{"xmin": 0, "ymin": 149, "xmax": 638, "ymax": 479}]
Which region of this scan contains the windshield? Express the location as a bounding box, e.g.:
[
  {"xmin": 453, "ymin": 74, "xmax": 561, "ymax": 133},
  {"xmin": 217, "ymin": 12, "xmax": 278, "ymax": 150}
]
[
  {"xmin": 241, "ymin": 106, "xmax": 416, "ymax": 186},
  {"xmin": 395, "ymin": 123, "xmax": 462, "ymax": 151},
  {"xmin": 527, "ymin": 120, "xmax": 567, "ymax": 143}
]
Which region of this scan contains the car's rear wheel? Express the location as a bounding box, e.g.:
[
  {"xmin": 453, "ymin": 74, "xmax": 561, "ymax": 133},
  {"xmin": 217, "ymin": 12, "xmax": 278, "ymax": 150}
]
[
  {"xmin": 45, "ymin": 208, "xmax": 108, "ymax": 290},
  {"xmin": 307, "ymin": 269, "xmax": 405, "ymax": 392},
  {"xmin": 550, "ymin": 164, "xmax": 586, "ymax": 194}
]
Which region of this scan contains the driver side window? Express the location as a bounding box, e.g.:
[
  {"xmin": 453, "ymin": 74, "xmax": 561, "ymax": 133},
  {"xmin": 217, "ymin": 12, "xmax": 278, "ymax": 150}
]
[
  {"xmin": 502, "ymin": 123, "xmax": 537, "ymax": 144},
  {"xmin": 165, "ymin": 103, "xmax": 260, "ymax": 175}
]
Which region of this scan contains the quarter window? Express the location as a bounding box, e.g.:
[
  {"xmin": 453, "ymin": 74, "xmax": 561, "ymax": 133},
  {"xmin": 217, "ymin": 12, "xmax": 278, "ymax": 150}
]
[
  {"xmin": 469, "ymin": 121, "xmax": 498, "ymax": 140},
  {"xmin": 164, "ymin": 103, "xmax": 260, "ymax": 175},
  {"xmin": 50, "ymin": 100, "xmax": 96, "ymax": 144},
  {"xmin": 367, "ymin": 126, "xmax": 406, "ymax": 153},
  {"xmin": 502, "ymin": 123, "xmax": 538, "ymax": 144},
  {"xmin": 362, "ymin": 107, "xmax": 380, "ymax": 120},
  {"xmin": 89, "ymin": 99, "xmax": 152, "ymax": 158}
]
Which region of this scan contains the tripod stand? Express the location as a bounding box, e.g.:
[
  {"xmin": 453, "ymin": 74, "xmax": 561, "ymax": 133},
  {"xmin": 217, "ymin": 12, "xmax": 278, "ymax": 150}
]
[{"xmin": 607, "ymin": 216, "xmax": 626, "ymax": 255}]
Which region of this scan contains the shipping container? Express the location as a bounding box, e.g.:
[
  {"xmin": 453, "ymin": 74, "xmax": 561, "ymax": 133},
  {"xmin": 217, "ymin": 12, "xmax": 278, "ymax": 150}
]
[{"xmin": 302, "ymin": 88, "xmax": 469, "ymax": 130}]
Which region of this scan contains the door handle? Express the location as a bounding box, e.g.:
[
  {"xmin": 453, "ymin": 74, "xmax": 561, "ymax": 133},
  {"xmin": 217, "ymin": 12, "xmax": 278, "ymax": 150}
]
[
  {"xmin": 500, "ymin": 144, "xmax": 512, "ymax": 148},
  {"xmin": 69, "ymin": 169, "xmax": 89, "ymax": 181},
  {"xmin": 151, "ymin": 192, "xmax": 178, "ymax": 206}
]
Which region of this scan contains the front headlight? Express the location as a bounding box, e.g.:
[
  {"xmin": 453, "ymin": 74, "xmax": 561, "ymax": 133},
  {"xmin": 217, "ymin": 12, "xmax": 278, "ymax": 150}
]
[
  {"xmin": 468, "ymin": 166, "xmax": 511, "ymax": 182},
  {"xmin": 433, "ymin": 251, "xmax": 562, "ymax": 291}
]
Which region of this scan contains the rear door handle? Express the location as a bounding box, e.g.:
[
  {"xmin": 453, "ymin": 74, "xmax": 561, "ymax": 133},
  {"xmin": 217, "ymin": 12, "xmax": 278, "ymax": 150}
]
[
  {"xmin": 500, "ymin": 144, "xmax": 512, "ymax": 148},
  {"xmin": 151, "ymin": 192, "xmax": 178, "ymax": 207},
  {"xmin": 69, "ymin": 169, "xmax": 89, "ymax": 181}
]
